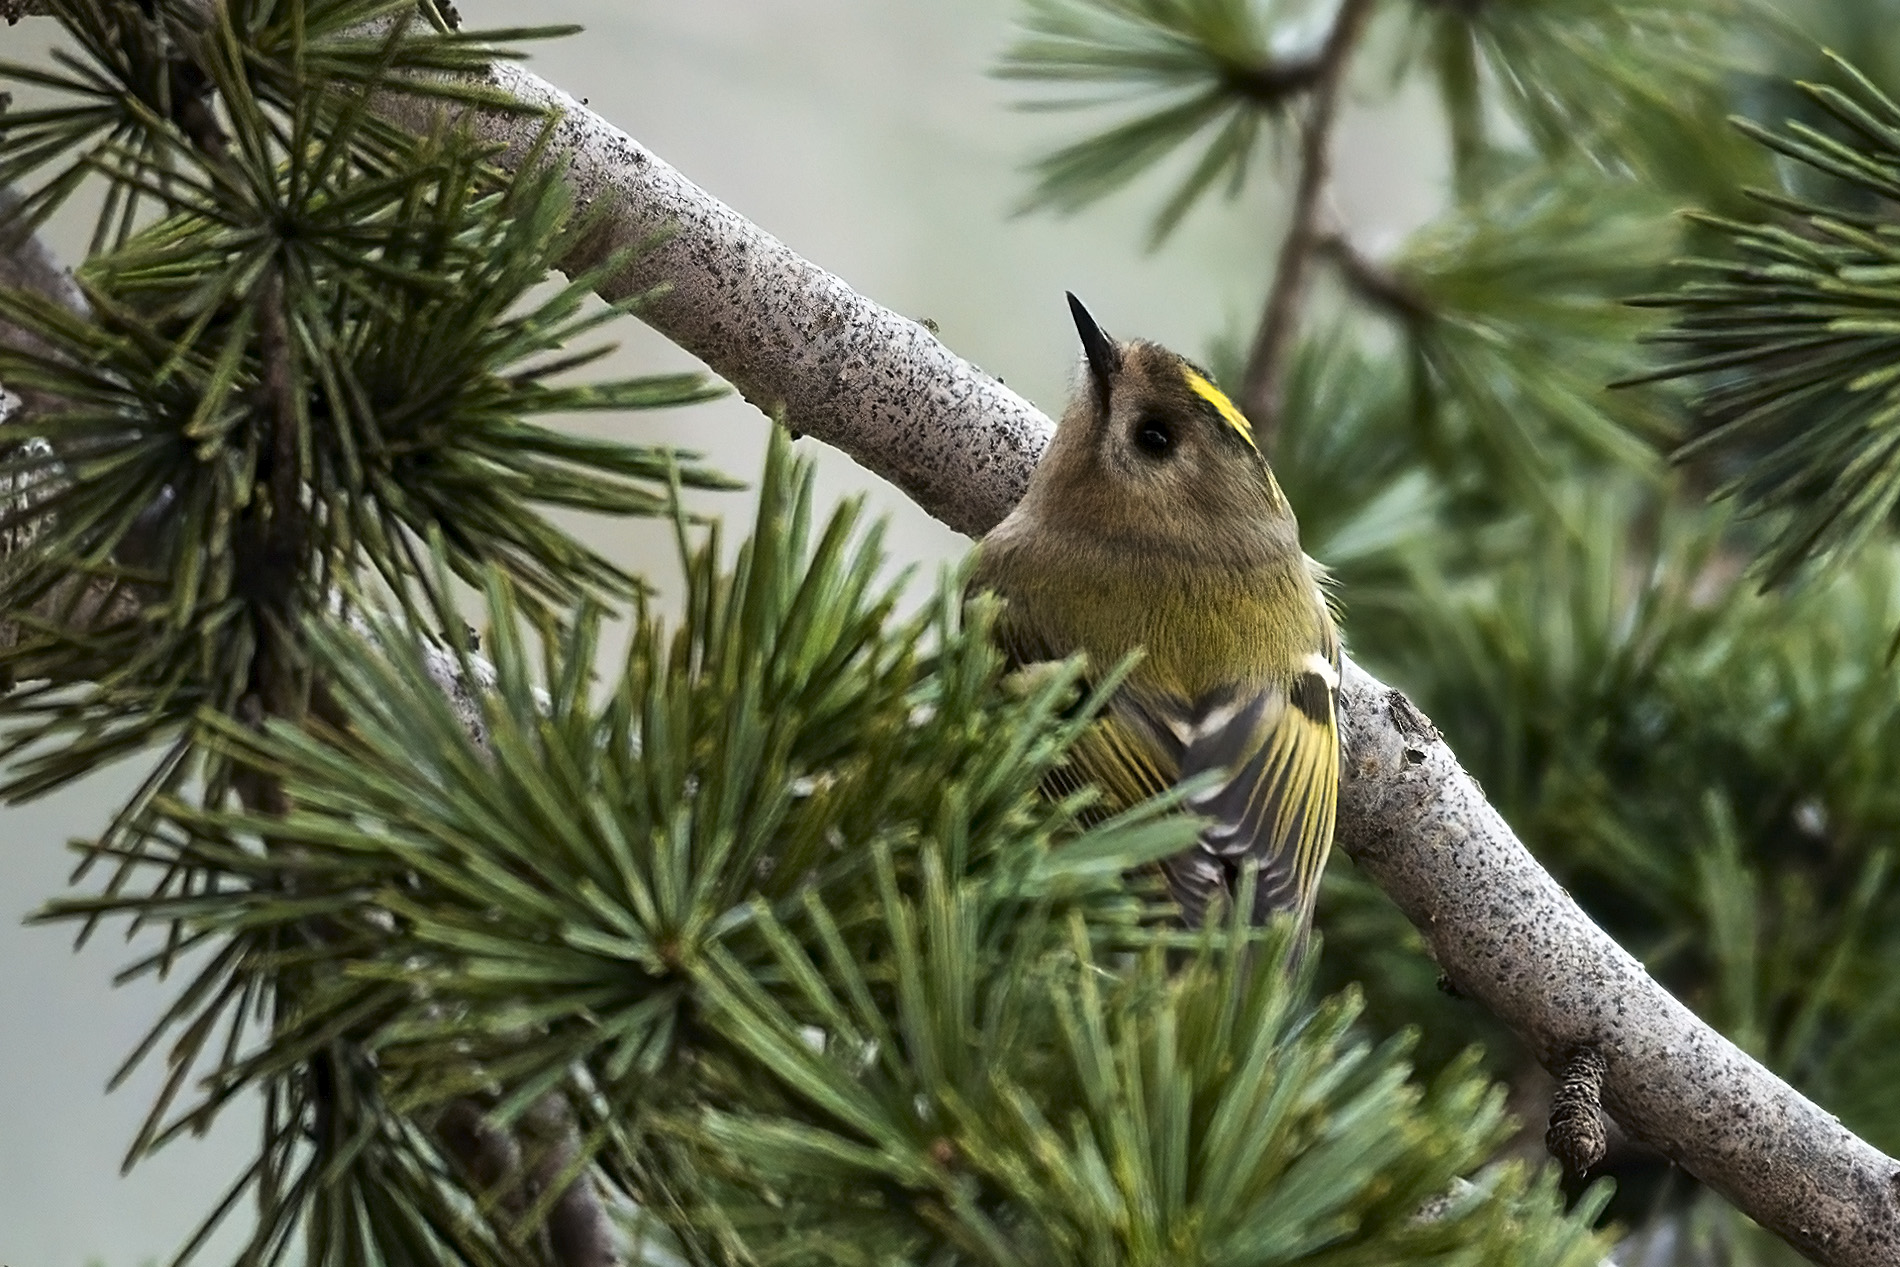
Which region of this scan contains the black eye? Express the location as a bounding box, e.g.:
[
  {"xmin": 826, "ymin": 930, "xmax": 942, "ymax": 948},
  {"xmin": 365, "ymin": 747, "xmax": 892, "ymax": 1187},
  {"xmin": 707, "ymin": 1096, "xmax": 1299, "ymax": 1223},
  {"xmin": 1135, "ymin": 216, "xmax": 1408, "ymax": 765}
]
[{"xmin": 1133, "ymin": 417, "xmax": 1174, "ymax": 458}]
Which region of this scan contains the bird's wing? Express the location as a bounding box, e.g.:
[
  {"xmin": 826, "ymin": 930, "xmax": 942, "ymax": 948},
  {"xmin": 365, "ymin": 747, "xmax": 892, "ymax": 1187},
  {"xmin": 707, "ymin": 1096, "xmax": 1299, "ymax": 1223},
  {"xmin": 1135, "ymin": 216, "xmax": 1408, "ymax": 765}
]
[
  {"xmin": 1074, "ymin": 685, "xmax": 1182, "ymax": 809},
  {"xmin": 1131, "ymin": 644, "xmax": 1341, "ymax": 930},
  {"xmin": 989, "ymin": 596, "xmax": 1341, "ymax": 931},
  {"xmin": 987, "ymin": 607, "xmax": 1180, "ymax": 809}
]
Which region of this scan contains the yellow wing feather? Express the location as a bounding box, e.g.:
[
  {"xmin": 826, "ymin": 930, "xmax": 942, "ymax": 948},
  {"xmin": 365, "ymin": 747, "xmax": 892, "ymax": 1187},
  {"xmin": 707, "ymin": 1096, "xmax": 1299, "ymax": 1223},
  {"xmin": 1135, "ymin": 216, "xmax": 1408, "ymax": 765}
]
[{"xmin": 995, "ymin": 597, "xmax": 1341, "ymax": 932}]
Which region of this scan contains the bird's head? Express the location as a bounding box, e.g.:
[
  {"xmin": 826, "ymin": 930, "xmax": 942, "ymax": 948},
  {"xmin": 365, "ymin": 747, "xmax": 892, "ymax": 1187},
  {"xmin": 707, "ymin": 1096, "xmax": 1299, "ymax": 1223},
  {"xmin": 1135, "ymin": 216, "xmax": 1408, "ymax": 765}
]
[{"xmin": 1026, "ymin": 293, "xmax": 1293, "ymax": 554}]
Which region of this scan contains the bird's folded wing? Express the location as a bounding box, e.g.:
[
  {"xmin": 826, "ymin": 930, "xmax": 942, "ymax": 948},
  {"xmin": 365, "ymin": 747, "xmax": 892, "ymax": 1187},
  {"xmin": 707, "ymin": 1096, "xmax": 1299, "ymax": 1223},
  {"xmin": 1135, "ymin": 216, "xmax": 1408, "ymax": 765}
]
[
  {"xmin": 1069, "ymin": 694, "xmax": 1180, "ymax": 811},
  {"xmin": 1169, "ymin": 655, "xmax": 1341, "ymax": 929},
  {"xmin": 989, "ymin": 605, "xmax": 1340, "ymax": 930},
  {"xmin": 987, "ymin": 609, "xmax": 1179, "ymax": 809},
  {"xmin": 1068, "ymin": 669, "xmax": 1341, "ymax": 931}
]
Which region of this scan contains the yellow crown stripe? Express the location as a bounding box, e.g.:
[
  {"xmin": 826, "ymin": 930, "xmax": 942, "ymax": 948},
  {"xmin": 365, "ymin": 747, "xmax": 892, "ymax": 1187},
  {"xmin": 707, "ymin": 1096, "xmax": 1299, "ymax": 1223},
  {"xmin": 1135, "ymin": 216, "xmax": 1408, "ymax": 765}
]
[{"xmin": 1183, "ymin": 369, "xmax": 1258, "ymax": 452}]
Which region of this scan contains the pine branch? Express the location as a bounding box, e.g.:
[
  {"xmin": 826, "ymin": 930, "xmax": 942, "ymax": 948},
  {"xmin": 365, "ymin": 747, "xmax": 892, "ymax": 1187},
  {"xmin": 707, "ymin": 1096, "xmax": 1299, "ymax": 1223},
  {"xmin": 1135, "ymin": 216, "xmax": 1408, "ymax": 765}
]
[
  {"xmin": 350, "ymin": 35, "xmax": 1900, "ymax": 1267},
  {"xmin": 995, "ymin": 0, "xmax": 1331, "ymax": 244},
  {"xmin": 0, "ymin": 406, "xmax": 612, "ymax": 1267},
  {"xmin": 0, "ymin": 185, "xmax": 621, "ymax": 1267},
  {"xmin": 1629, "ymin": 61, "xmax": 1900, "ymax": 591},
  {"xmin": 1236, "ymin": 0, "xmax": 1378, "ymax": 450},
  {"xmin": 1, "ymin": 7, "xmax": 656, "ymax": 1248}
]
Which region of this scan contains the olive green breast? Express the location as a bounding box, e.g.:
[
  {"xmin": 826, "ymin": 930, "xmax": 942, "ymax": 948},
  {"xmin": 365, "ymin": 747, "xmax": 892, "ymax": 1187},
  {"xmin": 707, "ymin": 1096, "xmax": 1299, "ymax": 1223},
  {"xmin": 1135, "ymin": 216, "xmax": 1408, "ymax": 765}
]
[{"xmin": 972, "ymin": 521, "xmax": 1328, "ymax": 700}]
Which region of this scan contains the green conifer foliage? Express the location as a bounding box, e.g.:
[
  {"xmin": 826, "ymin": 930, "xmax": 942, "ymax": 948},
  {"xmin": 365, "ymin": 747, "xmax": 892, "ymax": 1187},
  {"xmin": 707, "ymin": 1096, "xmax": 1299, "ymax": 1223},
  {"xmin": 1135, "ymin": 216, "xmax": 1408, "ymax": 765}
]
[
  {"xmin": 1636, "ymin": 63, "xmax": 1900, "ymax": 591},
  {"xmin": 65, "ymin": 436, "xmax": 1609, "ymax": 1265},
  {"xmin": 0, "ymin": 0, "xmax": 729, "ymax": 886}
]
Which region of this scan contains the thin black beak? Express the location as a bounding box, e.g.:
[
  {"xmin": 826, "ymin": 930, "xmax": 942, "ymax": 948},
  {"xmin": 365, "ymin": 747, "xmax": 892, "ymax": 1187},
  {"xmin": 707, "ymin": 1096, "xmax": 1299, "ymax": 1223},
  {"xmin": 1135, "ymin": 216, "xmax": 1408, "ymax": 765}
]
[{"xmin": 1066, "ymin": 291, "xmax": 1121, "ymax": 403}]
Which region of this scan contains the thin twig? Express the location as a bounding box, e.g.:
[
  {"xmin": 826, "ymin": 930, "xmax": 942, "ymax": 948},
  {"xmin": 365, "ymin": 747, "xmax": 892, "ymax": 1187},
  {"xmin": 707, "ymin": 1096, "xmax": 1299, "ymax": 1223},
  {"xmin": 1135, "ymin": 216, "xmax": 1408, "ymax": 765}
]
[
  {"xmin": 1317, "ymin": 231, "xmax": 1431, "ymax": 327},
  {"xmin": 1238, "ymin": 0, "xmax": 1379, "ymax": 449},
  {"xmin": 1221, "ymin": 53, "xmax": 1325, "ymax": 105}
]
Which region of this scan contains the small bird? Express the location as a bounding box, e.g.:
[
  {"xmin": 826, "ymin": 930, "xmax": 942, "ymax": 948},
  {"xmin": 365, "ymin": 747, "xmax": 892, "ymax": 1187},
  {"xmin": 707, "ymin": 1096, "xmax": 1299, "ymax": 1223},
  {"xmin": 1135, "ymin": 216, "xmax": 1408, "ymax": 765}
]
[{"xmin": 971, "ymin": 294, "xmax": 1341, "ymax": 934}]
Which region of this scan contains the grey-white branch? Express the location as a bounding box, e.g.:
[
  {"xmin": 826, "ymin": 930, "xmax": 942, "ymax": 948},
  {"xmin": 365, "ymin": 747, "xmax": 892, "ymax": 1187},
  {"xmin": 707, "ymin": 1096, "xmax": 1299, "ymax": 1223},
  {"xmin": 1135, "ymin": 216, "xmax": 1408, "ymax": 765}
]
[{"xmin": 3, "ymin": 11, "xmax": 1898, "ymax": 1267}]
